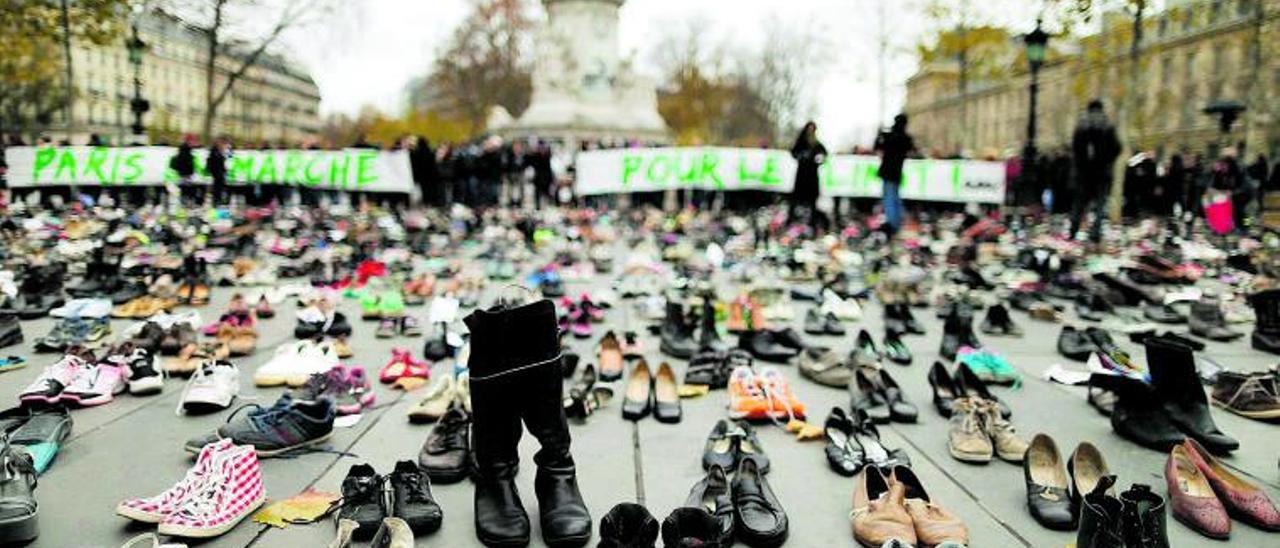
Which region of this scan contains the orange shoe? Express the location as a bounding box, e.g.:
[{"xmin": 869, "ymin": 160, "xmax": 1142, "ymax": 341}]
[
  {"xmin": 727, "ymin": 298, "xmax": 748, "ymax": 333},
  {"xmin": 728, "ymin": 366, "xmax": 770, "ymax": 420},
  {"xmin": 759, "ymin": 367, "xmax": 806, "ymax": 420}
]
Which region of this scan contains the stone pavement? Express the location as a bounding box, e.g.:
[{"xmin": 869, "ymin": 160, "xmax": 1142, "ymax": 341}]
[{"xmin": 4, "ymin": 270, "xmax": 1278, "ymax": 548}]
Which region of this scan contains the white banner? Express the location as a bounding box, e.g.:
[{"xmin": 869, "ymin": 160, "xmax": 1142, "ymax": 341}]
[
  {"xmin": 4, "ymin": 146, "xmax": 414, "ymax": 193},
  {"xmin": 574, "ymin": 147, "xmax": 1006, "ymax": 203}
]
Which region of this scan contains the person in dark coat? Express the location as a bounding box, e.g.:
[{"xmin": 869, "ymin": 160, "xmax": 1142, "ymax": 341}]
[
  {"xmin": 1069, "ymin": 100, "xmax": 1121, "ymax": 243},
  {"xmin": 171, "ymin": 141, "xmax": 196, "ymax": 206},
  {"xmin": 409, "ymin": 136, "xmax": 439, "ymax": 207},
  {"xmin": 207, "ymin": 139, "xmax": 228, "ymax": 206},
  {"xmin": 874, "ymin": 114, "xmax": 916, "ymax": 236},
  {"xmin": 526, "ymin": 141, "xmax": 555, "ymax": 210},
  {"xmin": 1164, "ymin": 153, "xmax": 1187, "ymax": 217},
  {"xmin": 789, "ymin": 121, "xmax": 826, "ymax": 232}
]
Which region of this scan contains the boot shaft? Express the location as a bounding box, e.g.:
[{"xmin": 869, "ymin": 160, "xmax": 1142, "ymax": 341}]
[
  {"xmin": 1251, "ymin": 290, "xmax": 1280, "ymax": 333},
  {"xmin": 1144, "ymin": 336, "xmax": 1201, "ymax": 402},
  {"xmin": 464, "ymin": 299, "xmax": 561, "ymax": 380}
]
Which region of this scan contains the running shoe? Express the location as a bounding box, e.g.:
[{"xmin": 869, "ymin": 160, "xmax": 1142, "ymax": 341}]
[
  {"xmin": 18, "ymin": 348, "xmax": 94, "ymax": 405},
  {"xmin": 183, "ymin": 395, "xmax": 335, "ymax": 457},
  {"xmin": 379, "ymin": 348, "xmax": 430, "ymax": 384},
  {"xmin": 60, "ymin": 357, "xmax": 129, "ymax": 406},
  {"xmin": 179, "ymin": 360, "xmax": 241, "ymax": 414}
]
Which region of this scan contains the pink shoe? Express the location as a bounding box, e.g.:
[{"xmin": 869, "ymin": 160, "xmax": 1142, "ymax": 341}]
[
  {"xmin": 344, "ymin": 367, "xmax": 376, "ymax": 413},
  {"xmin": 19, "ymin": 351, "xmax": 92, "ymax": 404},
  {"xmin": 580, "ymin": 295, "xmax": 605, "ymax": 322},
  {"xmin": 157, "ymin": 444, "xmax": 266, "ymax": 538},
  {"xmin": 116, "ymin": 439, "xmax": 235, "ymax": 523},
  {"xmin": 379, "ymin": 348, "xmax": 430, "ymax": 384},
  {"xmin": 569, "ymin": 309, "xmax": 592, "ymax": 339},
  {"xmin": 60, "ymin": 360, "xmax": 129, "ymax": 406}
]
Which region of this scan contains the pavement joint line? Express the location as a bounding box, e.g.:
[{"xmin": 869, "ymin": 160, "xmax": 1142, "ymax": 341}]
[
  {"xmin": 245, "ymin": 388, "xmax": 408, "ymax": 547},
  {"xmin": 887, "ymin": 422, "xmax": 1034, "ymax": 548},
  {"xmin": 632, "ymin": 421, "xmax": 645, "ymax": 506}
]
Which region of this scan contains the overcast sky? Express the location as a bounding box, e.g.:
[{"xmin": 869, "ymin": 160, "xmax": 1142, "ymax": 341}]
[{"xmin": 282, "ymin": 0, "xmax": 1043, "ymax": 149}]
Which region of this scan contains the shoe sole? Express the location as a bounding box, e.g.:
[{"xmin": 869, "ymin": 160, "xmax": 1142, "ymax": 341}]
[
  {"xmin": 156, "ymin": 493, "xmax": 265, "ymax": 538},
  {"xmin": 0, "ymin": 511, "xmax": 38, "ymax": 544},
  {"xmin": 948, "ymin": 444, "xmax": 993, "ymax": 464},
  {"xmin": 544, "ymin": 531, "xmax": 593, "ymax": 548},
  {"xmin": 115, "ymin": 503, "xmax": 166, "ymax": 524},
  {"xmin": 254, "ymin": 432, "xmax": 334, "ymax": 457},
  {"xmin": 424, "ymin": 462, "xmax": 470, "ymax": 484},
  {"xmin": 1171, "ymin": 511, "xmax": 1231, "ymax": 540},
  {"xmin": 1212, "ymin": 399, "xmax": 1280, "ymax": 420},
  {"xmin": 476, "ymin": 529, "xmax": 531, "ymax": 547}
]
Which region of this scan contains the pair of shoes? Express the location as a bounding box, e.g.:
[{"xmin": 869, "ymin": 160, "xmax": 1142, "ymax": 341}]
[
  {"xmin": 0, "ymin": 406, "xmax": 73, "ymax": 474},
  {"xmin": 295, "ymin": 305, "xmax": 352, "ymax": 339},
  {"xmin": 596, "ymin": 503, "xmax": 724, "ymax": 548},
  {"xmin": 34, "ymin": 317, "xmax": 110, "ymax": 353},
  {"xmin": 334, "ymin": 461, "xmax": 443, "ymax": 539},
  {"xmin": 1165, "ymin": 438, "xmax": 1280, "ymax": 539},
  {"xmin": 376, "ymin": 316, "xmax": 423, "ymax": 339},
  {"xmin": 883, "ymin": 303, "xmax": 924, "ymax": 335},
  {"xmin": 418, "ymin": 402, "xmax": 472, "ymax": 484},
  {"xmin": 1022, "ymin": 434, "xmax": 1110, "ymax": 530},
  {"xmin": 798, "ymin": 347, "xmax": 853, "ymax": 388},
  {"xmin": 19, "ymin": 347, "xmax": 129, "ymax": 407},
  {"xmin": 183, "ymin": 395, "xmax": 335, "ymax": 457},
  {"xmin": 728, "ymin": 366, "xmax": 807, "ymax": 421},
  {"xmin": 928, "ymin": 361, "xmax": 1012, "ymax": 418},
  {"xmin": 177, "ymin": 359, "xmax": 240, "ymax": 414},
  {"xmin": 116, "ymin": 439, "xmax": 265, "ymax": 538},
  {"xmin": 849, "ymin": 365, "xmax": 916, "ymax": 423},
  {"xmin": 564, "ymin": 365, "xmax": 613, "ymax": 421},
  {"xmin": 408, "ymin": 373, "xmax": 470, "ymax": 422},
  {"xmin": 701, "ymin": 419, "xmax": 770, "ymax": 474},
  {"xmin": 1211, "ymin": 370, "xmax": 1280, "ymax": 420},
  {"xmin": 980, "ymin": 304, "xmax": 1023, "ymax": 336},
  {"xmin": 685, "ymin": 349, "xmax": 751, "ymax": 389},
  {"xmin": 1076, "ymin": 476, "xmax": 1169, "ymax": 548},
  {"xmin": 621, "ymin": 361, "xmax": 681, "ymax": 423},
  {"xmin": 1058, "ymin": 325, "xmax": 1118, "ymax": 362},
  {"xmin": 254, "ymin": 339, "xmax": 341, "ymax": 387},
  {"xmin": 824, "ymin": 407, "xmax": 909, "ymax": 477},
  {"xmin": 104, "ymin": 343, "xmax": 164, "ymax": 396},
  {"xmin": 683, "ymin": 461, "xmax": 787, "ymax": 547},
  {"xmin": 852, "ymin": 465, "xmax": 967, "ymax": 548},
  {"xmin": 946, "ymin": 397, "xmax": 1028, "ymax": 464},
  {"xmin": 803, "ymin": 308, "xmax": 846, "ymax": 336},
  {"xmin": 330, "ymin": 516, "xmax": 415, "ymax": 548},
  {"xmin": 293, "ymin": 365, "xmax": 375, "ymax": 416},
  {"xmin": 378, "ymin": 348, "xmax": 431, "ymax": 384}
]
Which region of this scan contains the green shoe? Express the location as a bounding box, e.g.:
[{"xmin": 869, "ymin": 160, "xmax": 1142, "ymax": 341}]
[
  {"xmin": 360, "ymin": 291, "xmax": 382, "ymax": 320},
  {"xmin": 379, "ymin": 291, "xmax": 406, "ymax": 318},
  {"xmin": 958, "ymin": 348, "xmax": 1021, "ymax": 387}
]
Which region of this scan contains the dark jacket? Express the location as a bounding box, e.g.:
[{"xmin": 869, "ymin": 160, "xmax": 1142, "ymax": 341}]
[
  {"xmin": 874, "ymin": 129, "xmax": 914, "ymax": 184},
  {"xmin": 1071, "ymin": 111, "xmax": 1121, "ymax": 194},
  {"xmin": 206, "ymin": 147, "xmax": 227, "ymax": 184},
  {"xmin": 171, "ymin": 145, "xmax": 195, "ymax": 178},
  {"xmin": 526, "ymin": 149, "xmax": 554, "ymax": 188},
  {"xmin": 790, "ymin": 138, "xmax": 826, "ymax": 203}
]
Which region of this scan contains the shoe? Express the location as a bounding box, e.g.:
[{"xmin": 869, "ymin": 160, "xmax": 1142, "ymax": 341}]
[
  {"xmin": 179, "ymin": 360, "xmax": 240, "ymax": 414},
  {"xmin": 338, "ymin": 464, "xmax": 388, "ymax": 539},
  {"xmin": 330, "ymin": 519, "xmax": 358, "ymax": 548},
  {"xmin": 849, "ymin": 367, "xmax": 891, "ymax": 424},
  {"xmin": 952, "ymin": 363, "xmax": 1012, "ymax": 418},
  {"xmin": 378, "ymin": 348, "xmax": 431, "ymax": 384},
  {"xmin": 1024, "ymin": 433, "xmax": 1076, "ymax": 530},
  {"xmin": 653, "ymin": 362, "xmax": 681, "ymax": 424},
  {"xmin": 1179, "ymin": 438, "xmax": 1280, "ymax": 531},
  {"xmin": 1188, "ymin": 298, "xmax": 1241, "ymax": 341},
  {"xmin": 0, "ymin": 434, "xmax": 39, "ymax": 545},
  {"xmin": 851, "ymin": 330, "xmax": 881, "ymax": 367},
  {"xmin": 160, "ymin": 323, "xmax": 197, "ymax": 356},
  {"xmin": 1118, "ymin": 483, "xmax": 1171, "ymax": 548},
  {"xmin": 1145, "ymin": 336, "xmax": 1238, "ymax": 454},
  {"xmin": 729, "ymin": 366, "xmax": 769, "ymax": 421},
  {"xmin": 978, "ymin": 398, "xmax": 1029, "ymax": 462},
  {"xmin": 597, "ymin": 331, "xmax": 624, "ymax": 382},
  {"xmin": 939, "ymin": 306, "xmax": 980, "ymax": 361},
  {"xmin": 696, "ymin": 298, "xmax": 727, "ymax": 353},
  {"xmin": 110, "ymin": 345, "xmax": 163, "ymax": 396},
  {"xmin": 758, "ymin": 367, "xmax": 806, "ymax": 420},
  {"xmin": 599, "ymin": 503, "xmax": 659, "ymax": 548},
  {"xmin": 399, "ymin": 316, "xmax": 423, "ymax": 337},
  {"xmin": 738, "ymin": 330, "xmax": 798, "ymax": 363},
  {"xmin": 824, "ymin": 407, "xmax": 908, "ymax": 477},
  {"xmin": 407, "ymin": 375, "xmax": 456, "ymax": 423},
  {"xmin": 893, "ymin": 303, "xmax": 925, "ymax": 335},
  {"xmin": 685, "ymin": 350, "xmax": 735, "ymax": 389},
  {"xmin": 376, "ymin": 318, "xmax": 398, "ymax": 339},
  {"xmin": 418, "ymin": 403, "xmax": 471, "ymax": 484},
  {"xmin": 798, "ymin": 346, "xmax": 853, "ymax": 388},
  {"xmin": 1058, "ymin": 326, "xmax": 1098, "ymax": 362},
  {"xmin": 701, "ymin": 419, "xmax": 738, "ymax": 472},
  {"xmin": 683, "ymin": 465, "xmax": 734, "ymax": 544},
  {"xmin": 0, "ymin": 315, "xmax": 23, "ymax": 350},
  {"xmin": 803, "ymin": 308, "xmax": 827, "ymax": 335},
  {"xmin": 874, "ymin": 367, "xmax": 917, "ymax": 423},
  {"xmin": 60, "ymin": 357, "xmax": 128, "ymax": 406},
  {"xmin": 18, "ymin": 349, "xmax": 93, "ymax": 405},
  {"xmin": 947, "ymin": 398, "xmax": 993, "ymax": 463},
  {"xmin": 1075, "ymin": 293, "xmax": 1114, "ymax": 322},
  {"xmin": 881, "ymin": 331, "xmax": 911, "ymax": 366},
  {"xmin": 1211, "ymin": 371, "xmax": 1280, "ymax": 420},
  {"xmin": 7, "ymin": 406, "xmax": 72, "ymax": 474},
  {"xmin": 891, "ymin": 465, "xmax": 969, "ymax": 547},
  {"xmin": 660, "ymin": 301, "xmax": 698, "ymax": 359},
  {"xmin": 117, "ymin": 439, "xmax": 235, "ymax": 523},
  {"xmin": 184, "ymin": 396, "xmax": 335, "ymax": 457},
  {"xmin": 254, "ymin": 340, "xmax": 341, "ymax": 387},
  {"xmin": 660, "ymin": 507, "xmax": 720, "ymax": 548},
  {"xmin": 622, "ymin": 360, "xmax": 653, "ymax": 421},
  {"xmin": 928, "ymin": 361, "xmax": 962, "ymax": 417},
  {"xmin": 1068, "ymin": 441, "xmax": 1111, "ymax": 513},
  {"xmin": 1249, "ymin": 289, "xmax": 1280, "ymax": 354},
  {"xmin": 369, "ymin": 517, "xmax": 415, "ymax": 548},
  {"xmin": 731, "ymin": 458, "xmax": 787, "ymax": 547},
  {"xmin": 850, "ymin": 466, "xmax": 914, "ymax": 548},
  {"xmin": 734, "ymin": 420, "xmax": 770, "ymax": 473},
  {"xmin": 1075, "ymin": 475, "xmax": 1126, "ymax": 548},
  {"xmin": 388, "ymin": 461, "xmax": 443, "ymax": 534},
  {"xmin": 128, "ymin": 321, "xmax": 166, "ymax": 354},
  {"xmin": 955, "ymin": 346, "xmax": 1020, "ymax": 386},
  {"xmin": 1100, "ymin": 374, "xmax": 1186, "ymax": 452},
  {"xmin": 981, "ymin": 304, "xmax": 1022, "ymax": 336},
  {"xmin": 156, "ymin": 443, "xmax": 265, "ymax": 538},
  {"xmin": 1165, "ymin": 444, "xmax": 1231, "ymax": 539},
  {"xmin": 1143, "ymin": 302, "xmax": 1186, "ymax": 324}
]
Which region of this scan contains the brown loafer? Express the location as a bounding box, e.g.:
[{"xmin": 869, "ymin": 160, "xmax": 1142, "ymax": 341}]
[
  {"xmin": 891, "ymin": 465, "xmax": 969, "ymax": 546},
  {"xmin": 851, "ymin": 467, "xmax": 915, "ymax": 547}
]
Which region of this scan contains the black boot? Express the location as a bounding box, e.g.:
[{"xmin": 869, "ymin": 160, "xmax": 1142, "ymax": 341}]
[
  {"xmin": 466, "ymin": 300, "xmax": 590, "ymax": 548},
  {"xmin": 1145, "ymin": 336, "xmax": 1238, "ymax": 454},
  {"xmin": 1076, "ymin": 475, "xmax": 1126, "ymax": 548},
  {"xmin": 1118, "ymin": 484, "xmax": 1169, "ymax": 548},
  {"xmin": 1250, "ymin": 289, "xmax": 1280, "ymax": 354},
  {"xmin": 1187, "ymin": 298, "xmax": 1240, "ymax": 341},
  {"xmin": 1099, "ymin": 374, "xmax": 1185, "ymax": 452},
  {"xmin": 697, "ymin": 298, "xmax": 726, "ymax": 353},
  {"xmin": 660, "ymin": 301, "xmax": 698, "ymax": 359}
]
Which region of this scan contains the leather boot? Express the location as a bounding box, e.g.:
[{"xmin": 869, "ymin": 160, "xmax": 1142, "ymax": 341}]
[
  {"xmin": 1119, "ymin": 484, "xmax": 1170, "ymax": 548},
  {"xmin": 468, "ymin": 299, "xmax": 591, "ymax": 547},
  {"xmin": 1098, "ymin": 374, "xmax": 1184, "ymax": 452},
  {"xmin": 660, "ymin": 301, "xmax": 698, "ymax": 359},
  {"xmin": 1187, "ymin": 298, "xmax": 1240, "ymax": 341},
  {"xmin": 697, "ymin": 298, "xmax": 727, "ymax": 353},
  {"xmin": 1145, "ymin": 336, "xmax": 1238, "ymax": 454},
  {"xmin": 1076, "ymin": 475, "xmax": 1125, "ymax": 548},
  {"xmin": 1250, "ymin": 289, "xmax": 1280, "ymax": 354}
]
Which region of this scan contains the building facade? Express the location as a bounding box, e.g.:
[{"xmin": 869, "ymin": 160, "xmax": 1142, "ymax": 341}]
[
  {"xmin": 44, "ymin": 8, "xmax": 320, "ymax": 145},
  {"xmin": 905, "ymin": 0, "xmax": 1280, "ymax": 163}
]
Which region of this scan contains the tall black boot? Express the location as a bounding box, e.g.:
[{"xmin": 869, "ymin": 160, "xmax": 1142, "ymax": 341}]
[
  {"xmin": 1098, "ymin": 374, "xmax": 1184, "ymax": 452},
  {"xmin": 697, "ymin": 297, "xmax": 726, "ymax": 353},
  {"xmin": 1144, "ymin": 336, "xmax": 1238, "ymax": 454},
  {"xmin": 466, "ymin": 300, "xmax": 591, "ymax": 547},
  {"xmin": 660, "ymin": 300, "xmax": 698, "ymax": 359},
  {"xmin": 1250, "ymin": 289, "xmax": 1280, "ymax": 354}
]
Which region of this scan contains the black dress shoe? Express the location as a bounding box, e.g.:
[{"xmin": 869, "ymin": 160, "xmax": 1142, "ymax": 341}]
[
  {"xmin": 882, "ymin": 331, "xmax": 912, "ymax": 365},
  {"xmin": 1067, "ymin": 441, "xmax": 1110, "ymax": 512},
  {"xmin": 683, "ymin": 465, "xmax": 734, "ymax": 544},
  {"xmin": 598, "ymin": 503, "xmax": 658, "ymax": 548},
  {"xmin": 738, "ymin": 331, "xmax": 797, "ymax": 363},
  {"xmin": 1024, "ymin": 434, "xmax": 1076, "ymax": 530},
  {"xmin": 622, "ymin": 360, "xmax": 654, "ymax": 421},
  {"xmin": 661, "ymin": 507, "xmax": 723, "ymax": 548},
  {"xmin": 731, "ymin": 458, "xmax": 787, "ymax": 547},
  {"xmin": 851, "ymin": 329, "xmax": 881, "ymax": 366},
  {"xmin": 389, "ymin": 460, "xmax": 444, "ymax": 534},
  {"xmin": 1058, "ymin": 326, "xmax": 1098, "ymax": 362},
  {"xmin": 338, "ymin": 464, "xmax": 389, "ymax": 539},
  {"xmin": 849, "ymin": 367, "xmax": 891, "ymax": 424},
  {"xmin": 1142, "ymin": 303, "xmax": 1186, "ymax": 324},
  {"xmin": 734, "ymin": 420, "xmax": 771, "ymax": 474},
  {"xmin": 929, "ymin": 360, "xmax": 963, "ymax": 417},
  {"xmin": 823, "ymin": 313, "xmax": 846, "ymax": 336},
  {"xmin": 702, "ymin": 419, "xmax": 737, "ymax": 471},
  {"xmin": 418, "ymin": 403, "xmax": 472, "ymax": 484},
  {"xmin": 875, "ymin": 368, "xmax": 918, "ymax": 423},
  {"xmin": 823, "ymin": 407, "xmax": 862, "ymax": 476}
]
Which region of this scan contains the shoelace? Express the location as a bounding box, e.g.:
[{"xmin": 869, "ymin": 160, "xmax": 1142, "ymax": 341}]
[
  {"xmin": 1223, "ymin": 376, "xmax": 1275, "ymax": 408},
  {"xmin": 171, "ymin": 451, "xmax": 233, "ymax": 520},
  {"xmin": 393, "ymin": 470, "xmax": 433, "ymax": 503}
]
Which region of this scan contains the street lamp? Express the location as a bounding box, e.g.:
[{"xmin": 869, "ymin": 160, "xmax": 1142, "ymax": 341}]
[
  {"xmin": 126, "ymin": 13, "xmax": 150, "ymax": 143},
  {"xmin": 1020, "ymin": 18, "xmax": 1049, "ymax": 205}
]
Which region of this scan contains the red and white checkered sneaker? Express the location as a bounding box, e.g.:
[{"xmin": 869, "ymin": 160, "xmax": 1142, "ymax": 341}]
[
  {"xmin": 156, "ymin": 443, "xmax": 266, "ymax": 538},
  {"xmin": 115, "ymin": 438, "xmax": 235, "ymax": 523}
]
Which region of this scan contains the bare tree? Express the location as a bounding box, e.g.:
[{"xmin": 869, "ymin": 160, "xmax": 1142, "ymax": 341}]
[
  {"xmin": 428, "ymin": 0, "xmax": 535, "ymax": 136},
  {"xmin": 743, "ymin": 22, "xmax": 832, "ymax": 141}
]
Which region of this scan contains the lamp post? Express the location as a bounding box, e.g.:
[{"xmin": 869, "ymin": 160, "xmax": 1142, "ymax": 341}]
[
  {"xmin": 1020, "ymin": 18, "xmax": 1049, "ymax": 205},
  {"xmin": 126, "ymin": 12, "xmax": 150, "ymax": 143}
]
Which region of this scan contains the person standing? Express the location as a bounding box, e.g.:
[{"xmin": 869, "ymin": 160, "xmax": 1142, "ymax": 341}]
[
  {"xmin": 526, "ymin": 140, "xmax": 555, "ymax": 210},
  {"xmin": 207, "ymin": 138, "xmax": 228, "ymax": 207},
  {"xmin": 789, "ymin": 121, "xmax": 826, "ymax": 233},
  {"xmin": 874, "ymin": 114, "xmax": 917, "ymax": 236},
  {"xmin": 409, "ymin": 135, "xmax": 439, "ymax": 207},
  {"xmin": 1069, "ymin": 100, "xmax": 1121, "ymax": 243},
  {"xmin": 170, "ymin": 139, "xmax": 196, "ymax": 207}
]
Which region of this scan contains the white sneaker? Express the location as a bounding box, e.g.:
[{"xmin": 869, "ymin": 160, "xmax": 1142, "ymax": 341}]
[
  {"xmin": 254, "ymin": 340, "xmax": 339, "ymax": 387},
  {"xmin": 180, "ymin": 360, "xmax": 240, "ymax": 414},
  {"xmin": 821, "ymin": 289, "xmax": 862, "ymax": 321}
]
